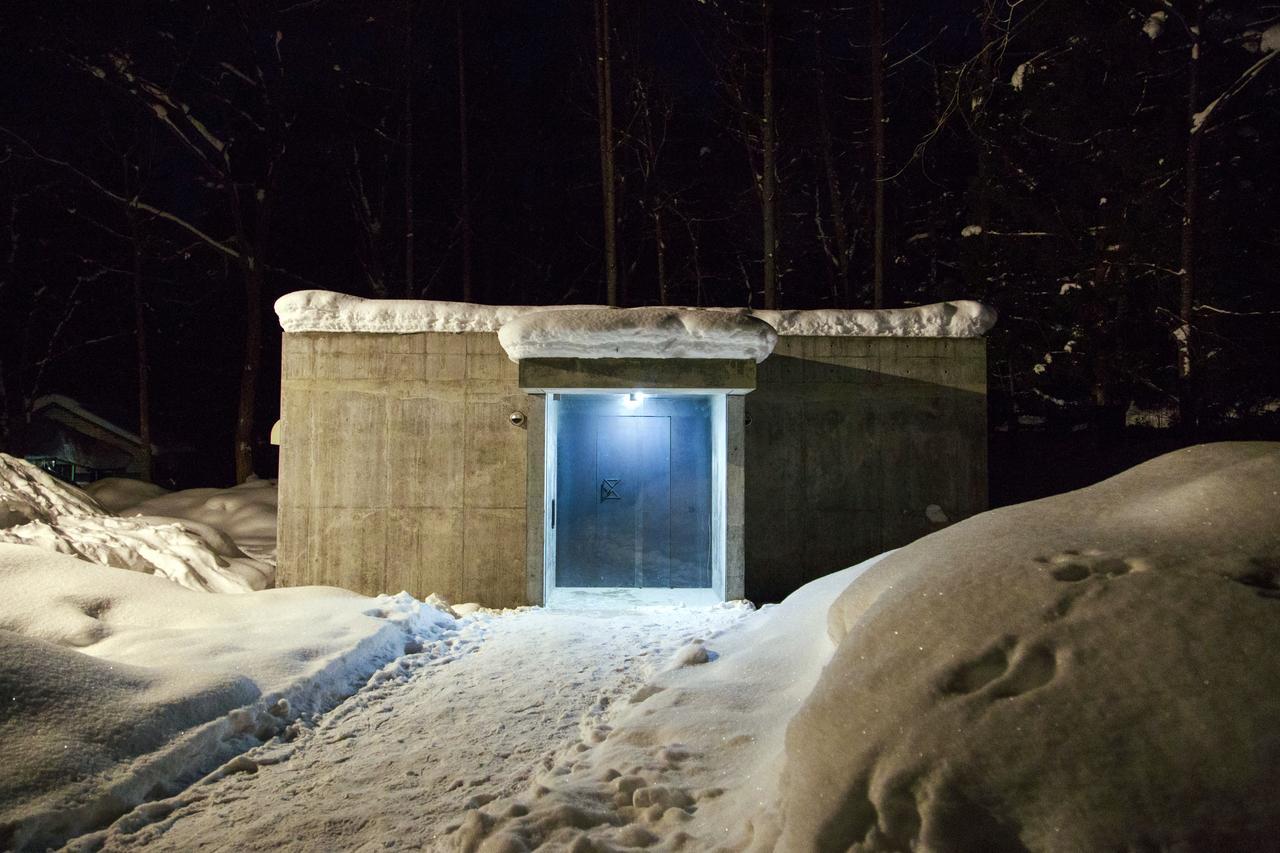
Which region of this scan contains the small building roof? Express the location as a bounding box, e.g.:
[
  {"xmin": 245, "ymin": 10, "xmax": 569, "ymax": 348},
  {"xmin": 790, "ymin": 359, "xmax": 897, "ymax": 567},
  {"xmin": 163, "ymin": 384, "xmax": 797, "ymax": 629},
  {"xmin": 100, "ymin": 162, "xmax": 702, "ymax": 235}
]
[
  {"xmin": 273, "ymin": 291, "xmax": 997, "ymax": 362},
  {"xmin": 23, "ymin": 395, "xmax": 157, "ymax": 472}
]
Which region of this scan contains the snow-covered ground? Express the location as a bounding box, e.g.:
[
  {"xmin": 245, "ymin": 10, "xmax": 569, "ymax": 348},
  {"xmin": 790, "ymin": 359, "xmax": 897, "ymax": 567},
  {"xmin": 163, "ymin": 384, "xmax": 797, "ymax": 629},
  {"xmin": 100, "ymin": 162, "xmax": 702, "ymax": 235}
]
[
  {"xmin": 4, "ymin": 443, "xmax": 1280, "ymax": 851},
  {"xmin": 74, "ymin": 602, "xmax": 751, "ymax": 852},
  {"xmin": 0, "ymin": 546, "xmax": 456, "ymax": 851},
  {"xmin": 91, "ymin": 476, "xmax": 280, "ymax": 566}
]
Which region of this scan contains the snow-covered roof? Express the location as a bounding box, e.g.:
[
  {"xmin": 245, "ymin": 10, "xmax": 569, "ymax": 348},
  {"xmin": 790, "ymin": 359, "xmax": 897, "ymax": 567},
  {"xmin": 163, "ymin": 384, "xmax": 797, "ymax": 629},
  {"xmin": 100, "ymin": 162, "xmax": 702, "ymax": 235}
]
[
  {"xmin": 274, "ymin": 291, "xmax": 997, "ymax": 362},
  {"xmin": 274, "ymin": 290, "xmax": 596, "ymax": 334},
  {"xmin": 498, "ymin": 307, "xmax": 778, "ymax": 363},
  {"xmin": 748, "ymin": 301, "xmax": 996, "ymax": 337},
  {"xmin": 32, "ymin": 394, "xmax": 146, "ymax": 448}
]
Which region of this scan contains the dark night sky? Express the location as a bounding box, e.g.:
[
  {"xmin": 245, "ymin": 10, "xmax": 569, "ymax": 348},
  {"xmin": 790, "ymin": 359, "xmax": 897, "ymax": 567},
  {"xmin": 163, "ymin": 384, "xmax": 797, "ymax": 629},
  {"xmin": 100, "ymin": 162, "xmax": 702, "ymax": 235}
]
[{"xmin": 1, "ymin": 0, "xmax": 1277, "ymax": 490}]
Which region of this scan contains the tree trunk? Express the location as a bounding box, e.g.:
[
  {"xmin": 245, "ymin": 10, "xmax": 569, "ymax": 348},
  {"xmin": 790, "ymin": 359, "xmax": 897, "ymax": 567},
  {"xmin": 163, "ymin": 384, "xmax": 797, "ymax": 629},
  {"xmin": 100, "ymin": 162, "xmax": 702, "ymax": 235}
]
[
  {"xmin": 594, "ymin": 0, "xmax": 618, "ymax": 306},
  {"xmin": 760, "ymin": 0, "xmax": 777, "ymax": 309},
  {"xmin": 870, "ymin": 0, "xmax": 887, "ymax": 308},
  {"xmin": 234, "ymin": 257, "xmax": 262, "ymax": 484},
  {"xmin": 1177, "ymin": 1, "xmax": 1204, "ymax": 431},
  {"xmin": 815, "ymin": 28, "xmax": 850, "ymax": 307},
  {"xmin": 457, "ymin": 0, "xmax": 474, "ymax": 302},
  {"xmin": 128, "ymin": 210, "xmax": 153, "ymax": 482},
  {"xmin": 403, "ymin": 0, "xmax": 416, "ymax": 297},
  {"xmin": 654, "ymin": 207, "xmax": 668, "ymax": 305}
]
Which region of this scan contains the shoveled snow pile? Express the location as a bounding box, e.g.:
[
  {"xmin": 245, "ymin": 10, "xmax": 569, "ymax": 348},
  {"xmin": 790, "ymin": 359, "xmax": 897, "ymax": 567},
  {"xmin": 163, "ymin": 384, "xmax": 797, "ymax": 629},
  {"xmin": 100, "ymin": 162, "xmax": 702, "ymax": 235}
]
[
  {"xmin": 498, "ymin": 306, "xmax": 778, "ymax": 362},
  {"xmin": 82, "ymin": 477, "xmax": 170, "ymax": 513},
  {"xmin": 275, "ymin": 289, "xmax": 996, "ymax": 342},
  {"xmin": 778, "ymin": 442, "xmax": 1280, "ymax": 851},
  {"xmin": 104, "ymin": 477, "xmax": 278, "ymax": 561},
  {"xmin": 0, "ymin": 455, "xmax": 272, "ymax": 592},
  {"xmin": 0, "ymin": 544, "xmax": 458, "ymax": 851},
  {"xmin": 0, "ymin": 452, "xmax": 105, "ymax": 527},
  {"xmin": 458, "ymin": 442, "xmax": 1280, "ymax": 851}
]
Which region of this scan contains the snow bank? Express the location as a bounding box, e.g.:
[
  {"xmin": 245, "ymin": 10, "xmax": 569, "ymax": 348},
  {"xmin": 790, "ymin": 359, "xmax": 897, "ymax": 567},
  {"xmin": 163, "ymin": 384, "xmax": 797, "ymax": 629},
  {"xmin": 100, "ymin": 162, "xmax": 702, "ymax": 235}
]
[
  {"xmin": 0, "ymin": 455, "xmax": 273, "ymax": 592},
  {"xmin": 274, "ymin": 289, "xmax": 598, "ymax": 334},
  {"xmin": 498, "ymin": 306, "xmax": 778, "ymax": 362},
  {"xmin": 0, "ymin": 544, "xmax": 455, "ymax": 850},
  {"xmin": 0, "ymin": 514, "xmax": 271, "ymax": 593},
  {"xmin": 274, "ymin": 290, "xmax": 996, "ymax": 346},
  {"xmin": 0, "ymin": 453, "xmax": 106, "ymax": 527},
  {"xmin": 456, "ymin": 443, "xmax": 1280, "ymax": 851},
  {"xmin": 116, "ymin": 478, "xmax": 278, "ymax": 555},
  {"xmin": 780, "ymin": 442, "xmax": 1280, "ymax": 850},
  {"xmin": 83, "ymin": 477, "xmax": 170, "ymax": 513}
]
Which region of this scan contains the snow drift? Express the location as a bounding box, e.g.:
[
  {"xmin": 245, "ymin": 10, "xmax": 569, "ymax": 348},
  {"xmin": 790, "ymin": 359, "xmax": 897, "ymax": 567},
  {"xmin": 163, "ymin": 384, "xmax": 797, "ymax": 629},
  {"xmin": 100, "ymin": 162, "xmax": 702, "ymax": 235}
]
[
  {"xmin": 83, "ymin": 477, "xmax": 170, "ymax": 513},
  {"xmin": 107, "ymin": 477, "xmax": 279, "ymax": 561},
  {"xmin": 0, "ymin": 544, "xmax": 454, "ymax": 851},
  {"xmin": 457, "ymin": 442, "xmax": 1280, "ymax": 851},
  {"xmin": 498, "ymin": 306, "xmax": 778, "ymax": 362},
  {"xmin": 0, "ymin": 452, "xmax": 105, "ymax": 527},
  {"xmin": 0, "ymin": 455, "xmax": 273, "ymax": 592},
  {"xmin": 779, "ymin": 442, "xmax": 1280, "ymax": 851}
]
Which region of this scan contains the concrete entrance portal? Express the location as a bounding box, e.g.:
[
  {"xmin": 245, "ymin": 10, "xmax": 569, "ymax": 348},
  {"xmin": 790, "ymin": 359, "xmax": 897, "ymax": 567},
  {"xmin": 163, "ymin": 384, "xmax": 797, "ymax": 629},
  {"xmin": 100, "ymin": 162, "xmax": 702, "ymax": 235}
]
[{"xmin": 546, "ymin": 393, "xmax": 721, "ymax": 600}]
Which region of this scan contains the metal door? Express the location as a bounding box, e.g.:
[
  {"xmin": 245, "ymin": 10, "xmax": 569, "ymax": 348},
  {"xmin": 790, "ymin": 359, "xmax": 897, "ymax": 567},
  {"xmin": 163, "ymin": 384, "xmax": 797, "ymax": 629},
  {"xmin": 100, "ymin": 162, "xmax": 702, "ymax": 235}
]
[{"xmin": 556, "ymin": 414, "xmax": 672, "ymax": 587}]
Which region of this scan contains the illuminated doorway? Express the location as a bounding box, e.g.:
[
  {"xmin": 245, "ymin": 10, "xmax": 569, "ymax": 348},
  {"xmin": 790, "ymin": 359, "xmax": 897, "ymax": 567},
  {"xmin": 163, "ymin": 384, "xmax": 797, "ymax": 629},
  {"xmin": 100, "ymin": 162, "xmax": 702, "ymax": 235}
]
[{"xmin": 544, "ymin": 392, "xmax": 725, "ymax": 604}]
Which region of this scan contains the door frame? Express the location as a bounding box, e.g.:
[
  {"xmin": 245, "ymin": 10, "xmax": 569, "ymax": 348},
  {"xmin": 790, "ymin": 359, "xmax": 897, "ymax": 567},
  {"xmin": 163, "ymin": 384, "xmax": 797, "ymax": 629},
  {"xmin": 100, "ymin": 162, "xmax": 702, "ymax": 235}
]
[{"xmin": 541, "ymin": 390, "xmax": 728, "ymax": 604}]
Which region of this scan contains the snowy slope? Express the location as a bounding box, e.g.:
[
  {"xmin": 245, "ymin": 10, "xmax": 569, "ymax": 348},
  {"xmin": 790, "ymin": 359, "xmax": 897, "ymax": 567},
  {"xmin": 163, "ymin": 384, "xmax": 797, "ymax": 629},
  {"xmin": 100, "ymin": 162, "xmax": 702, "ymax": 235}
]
[
  {"xmin": 111, "ymin": 478, "xmax": 278, "ymax": 558},
  {"xmin": 456, "ymin": 442, "xmax": 1280, "ymax": 851},
  {"xmin": 0, "ymin": 544, "xmax": 455, "ymax": 851},
  {"xmin": 0, "ymin": 452, "xmax": 106, "ymax": 526},
  {"xmin": 780, "ymin": 442, "xmax": 1280, "ymax": 851},
  {"xmin": 0, "ymin": 455, "xmax": 274, "ymax": 592},
  {"xmin": 83, "ymin": 477, "xmax": 170, "ymax": 513}
]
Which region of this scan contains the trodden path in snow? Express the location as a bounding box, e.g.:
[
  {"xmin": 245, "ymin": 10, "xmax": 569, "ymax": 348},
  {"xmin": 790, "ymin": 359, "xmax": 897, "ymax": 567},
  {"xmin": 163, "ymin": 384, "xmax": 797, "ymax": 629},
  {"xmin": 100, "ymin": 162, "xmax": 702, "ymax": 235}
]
[{"xmin": 77, "ymin": 603, "xmax": 749, "ymax": 853}]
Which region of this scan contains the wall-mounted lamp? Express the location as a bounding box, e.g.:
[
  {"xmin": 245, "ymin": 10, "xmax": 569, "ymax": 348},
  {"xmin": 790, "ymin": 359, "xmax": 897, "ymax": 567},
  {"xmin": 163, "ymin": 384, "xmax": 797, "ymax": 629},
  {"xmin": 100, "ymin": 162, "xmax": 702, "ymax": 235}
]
[{"xmin": 623, "ymin": 391, "xmax": 645, "ymax": 408}]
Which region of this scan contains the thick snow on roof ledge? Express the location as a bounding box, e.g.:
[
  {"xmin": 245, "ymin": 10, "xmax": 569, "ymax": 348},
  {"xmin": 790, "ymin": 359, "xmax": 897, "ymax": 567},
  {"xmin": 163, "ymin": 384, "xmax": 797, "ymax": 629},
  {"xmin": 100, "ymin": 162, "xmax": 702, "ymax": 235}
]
[
  {"xmin": 274, "ymin": 291, "xmax": 997, "ymax": 361},
  {"xmin": 274, "ymin": 290, "xmax": 600, "ymax": 334},
  {"xmin": 499, "ymin": 307, "xmax": 778, "ymax": 363}
]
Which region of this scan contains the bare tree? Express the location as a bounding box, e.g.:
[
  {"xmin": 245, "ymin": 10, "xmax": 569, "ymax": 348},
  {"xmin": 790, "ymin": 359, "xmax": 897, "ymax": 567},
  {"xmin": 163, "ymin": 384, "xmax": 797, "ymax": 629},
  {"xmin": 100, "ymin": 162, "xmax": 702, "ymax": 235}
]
[
  {"xmin": 595, "ymin": 0, "xmax": 619, "ymax": 305},
  {"xmin": 869, "ymin": 0, "xmax": 886, "ymax": 308},
  {"xmin": 48, "ymin": 23, "xmax": 291, "ymax": 483},
  {"xmin": 813, "ymin": 22, "xmax": 851, "ymax": 307},
  {"xmin": 760, "ymin": 0, "xmax": 778, "ymax": 309},
  {"xmin": 457, "ymin": 0, "xmax": 474, "ymax": 302},
  {"xmin": 403, "ymin": 0, "xmax": 417, "ymax": 297}
]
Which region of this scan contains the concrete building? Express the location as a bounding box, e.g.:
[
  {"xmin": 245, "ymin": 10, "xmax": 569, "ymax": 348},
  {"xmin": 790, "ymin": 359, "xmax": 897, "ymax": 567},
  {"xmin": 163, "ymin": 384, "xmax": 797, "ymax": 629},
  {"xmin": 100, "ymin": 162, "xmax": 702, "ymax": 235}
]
[{"xmin": 274, "ymin": 291, "xmax": 992, "ymax": 607}]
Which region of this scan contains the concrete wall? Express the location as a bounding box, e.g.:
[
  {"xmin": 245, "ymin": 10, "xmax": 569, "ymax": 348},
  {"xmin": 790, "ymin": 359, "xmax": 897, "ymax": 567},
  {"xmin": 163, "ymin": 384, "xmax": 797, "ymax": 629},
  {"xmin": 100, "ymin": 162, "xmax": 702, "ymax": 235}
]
[
  {"xmin": 278, "ymin": 331, "xmax": 986, "ymax": 608},
  {"xmin": 277, "ymin": 331, "xmax": 534, "ymax": 608},
  {"xmin": 744, "ymin": 336, "xmax": 987, "ymax": 603}
]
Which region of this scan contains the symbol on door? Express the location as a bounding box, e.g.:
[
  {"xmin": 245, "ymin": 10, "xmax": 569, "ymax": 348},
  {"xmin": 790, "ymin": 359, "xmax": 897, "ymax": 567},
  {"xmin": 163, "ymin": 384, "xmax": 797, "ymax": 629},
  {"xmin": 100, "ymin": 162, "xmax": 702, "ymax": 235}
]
[{"xmin": 600, "ymin": 478, "xmax": 622, "ymax": 501}]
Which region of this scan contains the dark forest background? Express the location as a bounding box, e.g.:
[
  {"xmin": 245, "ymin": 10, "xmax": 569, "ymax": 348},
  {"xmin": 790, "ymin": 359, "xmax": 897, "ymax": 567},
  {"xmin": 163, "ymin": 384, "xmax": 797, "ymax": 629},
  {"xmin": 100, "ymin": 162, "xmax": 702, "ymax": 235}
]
[{"xmin": 1, "ymin": 0, "xmax": 1277, "ymax": 500}]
